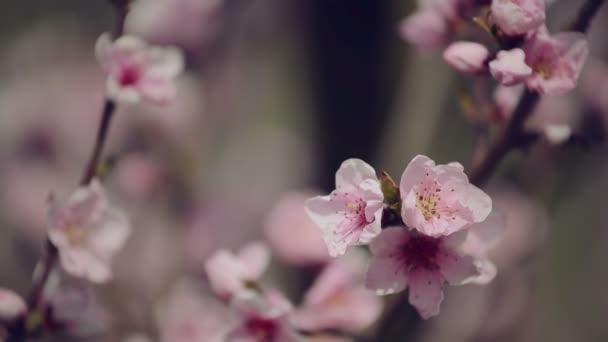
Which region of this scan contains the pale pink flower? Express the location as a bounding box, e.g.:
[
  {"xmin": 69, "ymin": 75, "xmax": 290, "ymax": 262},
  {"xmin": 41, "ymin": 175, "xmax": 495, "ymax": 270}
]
[
  {"xmin": 365, "ymin": 227, "xmax": 483, "ymax": 319},
  {"xmin": 95, "ymin": 33, "xmax": 184, "ymax": 105},
  {"xmin": 305, "ymin": 159, "xmax": 384, "ymax": 257},
  {"xmin": 204, "ymin": 242, "xmax": 270, "ymax": 300},
  {"xmin": 443, "ymin": 42, "xmax": 490, "ymax": 74},
  {"xmin": 0, "ymin": 289, "xmax": 26, "ymax": 323},
  {"xmin": 264, "ymin": 192, "xmax": 331, "ymax": 266},
  {"xmin": 523, "ymin": 28, "xmax": 589, "ymax": 95},
  {"xmin": 490, "ymin": 0, "xmax": 545, "ymax": 36},
  {"xmin": 400, "ymin": 155, "xmax": 492, "ymax": 237},
  {"xmin": 291, "ymin": 251, "xmax": 382, "ymax": 333},
  {"xmin": 47, "ymin": 179, "xmax": 131, "ymax": 283},
  {"xmin": 399, "ymin": 8, "xmax": 449, "ymax": 52},
  {"xmin": 225, "ymin": 290, "xmax": 304, "ymax": 342},
  {"xmin": 489, "ymin": 48, "xmax": 533, "ymax": 86}
]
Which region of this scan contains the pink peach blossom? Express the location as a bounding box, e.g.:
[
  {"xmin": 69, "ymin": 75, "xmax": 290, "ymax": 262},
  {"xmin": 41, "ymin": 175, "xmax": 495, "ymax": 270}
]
[
  {"xmin": 490, "ymin": 0, "xmax": 545, "ymax": 36},
  {"xmin": 225, "ymin": 290, "xmax": 304, "ymax": 342},
  {"xmin": 305, "ymin": 159, "xmax": 383, "ymax": 257},
  {"xmin": 443, "ymin": 42, "xmax": 490, "ymax": 75},
  {"xmin": 264, "ymin": 192, "xmax": 330, "ymax": 266},
  {"xmin": 489, "ymin": 48, "xmax": 533, "ymax": 86},
  {"xmin": 523, "ymin": 28, "xmax": 589, "ymax": 95},
  {"xmin": 291, "ymin": 251, "xmax": 382, "ymax": 333},
  {"xmin": 400, "ymin": 155, "xmax": 492, "ymax": 237},
  {"xmin": 365, "ymin": 227, "xmax": 483, "ymax": 319},
  {"xmin": 0, "ymin": 289, "xmax": 26, "ymax": 323},
  {"xmin": 95, "ymin": 33, "xmax": 184, "ymax": 105},
  {"xmin": 47, "ymin": 179, "xmax": 131, "ymax": 283},
  {"xmin": 204, "ymin": 242, "xmax": 270, "ymax": 300}
]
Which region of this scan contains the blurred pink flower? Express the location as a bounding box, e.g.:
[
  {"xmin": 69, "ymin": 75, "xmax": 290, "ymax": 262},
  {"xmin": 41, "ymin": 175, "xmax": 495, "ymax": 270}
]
[
  {"xmin": 399, "ymin": 8, "xmax": 449, "ymax": 52},
  {"xmin": 489, "ymin": 48, "xmax": 533, "ymax": 86},
  {"xmin": 157, "ymin": 280, "xmax": 232, "ymax": 342},
  {"xmin": 490, "ymin": 0, "xmax": 545, "ymax": 36},
  {"xmin": 225, "ymin": 290, "xmax": 304, "ymax": 342},
  {"xmin": 204, "ymin": 242, "xmax": 270, "ymax": 300},
  {"xmin": 365, "ymin": 227, "xmax": 484, "ymax": 319},
  {"xmin": 523, "ymin": 27, "xmax": 589, "ymax": 95},
  {"xmin": 0, "ymin": 288, "xmax": 26, "ymax": 323},
  {"xmin": 264, "ymin": 192, "xmax": 330, "ymax": 266},
  {"xmin": 305, "ymin": 159, "xmax": 383, "ymax": 257},
  {"xmin": 400, "ymin": 155, "xmax": 492, "ymax": 237},
  {"xmin": 48, "ymin": 179, "xmax": 131, "ymax": 283},
  {"xmin": 291, "ymin": 251, "xmax": 382, "ymax": 333},
  {"xmin": 443, "ymin": 41, "xmax": 489, "ymax": 75},
  {"xmin": 96, "ymin": 33, "xmax": 184, "ymax": 105}
]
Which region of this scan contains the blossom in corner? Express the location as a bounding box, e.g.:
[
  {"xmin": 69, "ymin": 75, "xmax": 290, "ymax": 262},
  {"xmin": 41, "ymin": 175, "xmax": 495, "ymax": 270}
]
[
  {"xmin": 0, "ymin": 288, "xmax": 26, "ymax": 323},
  {"xmin": 47, "ymin": 179, "xmax": 131, "ymax": 283},
  {"xmin": 305, "ymin": 159, "xmax": 384, "ymax": 257},
  {"xmin": 291, "ymin": 251, "xmax": 382, "ymax": 333},
  {"xmin": 490, "ymin": 0, "xmax": 545, "ymax": 36},
  {"xmin": 489, "ymin": 48, "xmax": 533, "ymax": 86},
  {"xmin": 204, "ymin": 242, "xmax": 270, "ymax": 300},
  {"xmin": 523, "ymin": 28, "xmax": 589, "ymax": 96},
  {"xmin": 365, "ymin": 227, "xmax": 485, "ymax": 319},
  {"xmin": 224, "ymin": 290, "xmax": 304, "ymax": 342},
  {"xmin": 443, "ymin": 41, "xmax": 490, "ymax": 75},
  {"xmin": 95, "ymin": 33, "xmax": 184, "ymax": 105},
  {"xmin": 400, "ymin": 155, "xmax": 492, "ymax": 237}
]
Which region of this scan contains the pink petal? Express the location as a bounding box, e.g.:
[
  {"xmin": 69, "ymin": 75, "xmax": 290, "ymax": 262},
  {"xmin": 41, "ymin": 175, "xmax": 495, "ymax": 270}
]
[
  {"xmin": 365, "ymin": 256, "xmax": 408, "ymax": 295},
  {"xmin": 443, "ymin": 41, "xmax": 490, "ymax": 74},
  {"xmin": 238, "ymin": 242, "xmax": 271, "ymax": 281},
  {"xmin": 436, "ymin": 245, "xmax": 478, "ymax": 285},
  {"xmin": 408, "ymin": 270, "xmax": 444, "ymax": 319},
  {"xmin": 335, "ymin": 159, "xmax": 378, "ymax": 193}
]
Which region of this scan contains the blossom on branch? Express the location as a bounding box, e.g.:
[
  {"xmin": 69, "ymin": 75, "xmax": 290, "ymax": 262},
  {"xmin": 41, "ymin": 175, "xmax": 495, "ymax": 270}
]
[
  {"xmin": 305, "ymin": 159, "xmax": 384, "ymax": 257},
  {"xmin": 399, "ymin": 155, "xmax": 492, "ymax": 237},
  {"xmin": 523, "ymin": 27, "xmax": 589, "ymax": 96},
  {"xmin": 96, "ymin": 33, "xmax": 184, "ymax": 105},
  {"xmin": 47, "ymin": 179, "xmax": 131, "ymax": 283},
  {"xmin": 490, "ymin": 0, "xmax": 546, "ymax": 36},
  {"xmin": 489, "ymin": 48, "xmax": 533, "ymax": 86},
  {"xmin": 443, "ymin": 41, "xmax": 490, "ymax": 75},
  {"xmin": 365, "ymin": 227, "xmax": 493, "ymax": 319}
]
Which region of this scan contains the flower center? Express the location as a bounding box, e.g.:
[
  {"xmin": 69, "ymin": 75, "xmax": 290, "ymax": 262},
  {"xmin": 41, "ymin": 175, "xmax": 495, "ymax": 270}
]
[
  {"xmin": 245, "ymin": 317, "xmax": 278, "ymax": 342},
  {"xmin": 402, "ymin": 234, "xmax": 440, "ymax": 271},
  {"xmin": 415, "ymin": 179, "xmax": 443, "ymax": 221},
  {"xmin": 65, "ymin": 223, "xmax": 87, "ymax": 246},
  {"xmin": 534, "ymin": 61, "xmax": 553, "ymax": 79},
  {"xmin": 119, "ymin": 65, "xmax": 141, "ymax": 86}
]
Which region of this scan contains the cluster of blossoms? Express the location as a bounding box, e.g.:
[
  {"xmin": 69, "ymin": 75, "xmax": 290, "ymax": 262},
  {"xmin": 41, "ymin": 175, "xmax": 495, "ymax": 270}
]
[
  {"xmin": 402, "ymin": 0, "xmax": 591, "ymax": 145},
  {"xmin": 305, "ymin": 156, "xmax": 502, "ymax": 319},
  {"xmin": 0, "ymin": 25, "xmax": 185, "ymax": 338},
  {"xmin": 203, "ymin": 242, "xmax": 382, "ymax": 341}
]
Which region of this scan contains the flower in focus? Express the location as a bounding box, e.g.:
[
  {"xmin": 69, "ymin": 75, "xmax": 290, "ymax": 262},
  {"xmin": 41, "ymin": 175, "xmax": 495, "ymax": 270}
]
[
  {"xmin": 523, "ymin": 27, "xmax": 589, "ymax": 96},
  {"xmin": 224, "ymin": 290, "xmax": 304, "ymax": 342},
  {"xmin": 443, "ymin": 41, "xmax": 490, "ymax": 75},
  {"xmin": 400, "ymin": 155, "xmax": 492, "ymax": 237},
  {"xmin": 0, "ymin": 288, "xmax": 26, "ymax": 323},
  {"xmin": 490, "ymin": 0, "xmax": 545, "ymax": 36},
  {"xmin": 291, "ymin": 251, "xmax": 382, "ymax": 333},
  {"xmin": 305, "ymin": 159, "xmax": 383, "ymax": 257},
  {"xmin": 95, "ymin": 33, "xmax": 184, "ymax": 105},
  {"xmin": 365, "ymin": 227, "xmax": 485, "ymax": 319},
  {"xmin": 264, "ymin": 192, "xmax": 330, "ymax": 266},
  {"xmin": 204, "ymin": 242, "xmax": 270, "ymax": 300},
  {"xmin": 47, "ymin": 179, "xmax": 131, "ymax": 283},
  {"xmin": 489, "ymin": 48, "xmax": 533, "ymax": 86}
]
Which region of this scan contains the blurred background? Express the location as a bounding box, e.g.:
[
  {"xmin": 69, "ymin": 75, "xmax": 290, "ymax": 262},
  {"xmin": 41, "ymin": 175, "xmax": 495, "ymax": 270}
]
[{"xmin": 0, "ymin": 0, "xmax": 608, "ymax": 341}]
